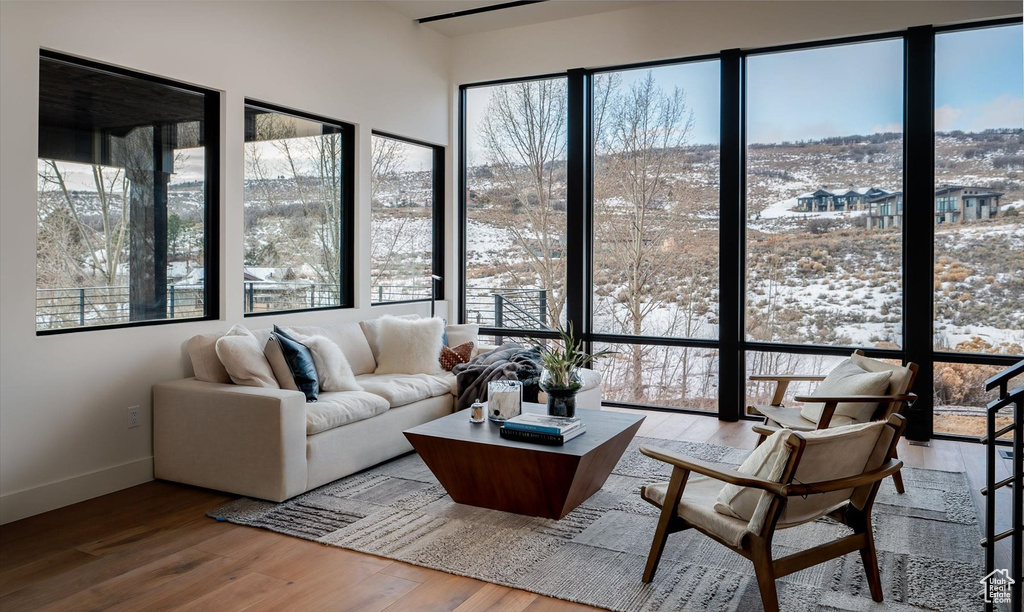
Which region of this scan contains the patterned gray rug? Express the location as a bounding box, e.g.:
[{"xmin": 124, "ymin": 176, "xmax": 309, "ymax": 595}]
[{"xmin": 210, "ymin": 437, "xmax": 984, "ymax": 611}]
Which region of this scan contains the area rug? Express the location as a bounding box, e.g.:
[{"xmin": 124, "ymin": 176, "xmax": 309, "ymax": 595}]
[{"xmin": 210, "ymin": 438, "xmax": 985, "ymax": 611}]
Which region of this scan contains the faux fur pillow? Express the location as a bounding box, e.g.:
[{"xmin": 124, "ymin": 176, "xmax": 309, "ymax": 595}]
[
  {"xmin": 375, "ymin": 315, "xmax": 444, "ymax": 375},
  {"xmin": 215, "ymin": 324, "xmax": 279, "ymax": 388},
  {"xmin": 281, "ymin": 328, "xmax": 363, "ymax": 392}
]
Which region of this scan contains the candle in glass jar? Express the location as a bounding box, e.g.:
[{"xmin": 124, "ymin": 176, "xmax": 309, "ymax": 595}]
[
  {"xmin": 487, "ymin": 380, "xmax": 522, "ymax": 422},
  {"xmin": 470, "ymin": 400, "xmax": 485, "ymax": 423}
]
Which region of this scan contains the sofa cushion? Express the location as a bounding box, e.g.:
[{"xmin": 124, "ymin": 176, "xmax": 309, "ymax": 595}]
[
  {"xmin": 285, "ymin": 323, "xmax": 377, "ymax": 376},
  {"xmin": 187, "ymin": 332, "xmax": 232, "ymax": 383},
  {"xmin": 446, "ymin": 324, "xmax": 480, "ymax": 349},
  {"xmin": 306, "ymin": 391, "xmax": 390, "ymax": 435},
  {"xmin": 356, "ymin": 373, "xmax": 452, "ymax": 407},
  {"xmin": 265, "ymin": 335, "xmax": 299, "ymax": 391},
  {"xmin": 215, "ymin": 325, "xmax": 279, "ymax": 388},
  {"xmin": 375, "ymin": 316, "xmax": 444, "ymax": 375},
  {"xmin": 440, "ymin": 342, "xmax": 474, "ymax": 371}
]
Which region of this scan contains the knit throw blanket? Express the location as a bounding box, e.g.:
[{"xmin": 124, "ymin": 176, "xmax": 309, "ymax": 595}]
[{"xmin": 452, "ymin": 343, "xmax": 542, "ymax": 411}]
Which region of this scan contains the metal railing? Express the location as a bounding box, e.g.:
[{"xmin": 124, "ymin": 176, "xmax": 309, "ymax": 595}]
[
  {"xmin": 244, "ymin": 282, "xmax": 342, "ymax": 313},
  {"xmin": 371, "ymin": 283, "xmax": 432, "ymax": 304},
  {"xmin": 982, "ymin": 359, "xmax": 1023, "ymax": 612},
  {"xmin": 465, "ymin": 287, "xmax": 549, "ymax": 330},
  {"xmin": 36, "ymin": 285, "xmax": 205, "ymax": 330}
]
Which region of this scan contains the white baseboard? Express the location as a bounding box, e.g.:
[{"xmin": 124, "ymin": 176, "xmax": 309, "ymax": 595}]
[{"xmin": 0, "ymin": 457, "xmax": 153, "ymax": 525}]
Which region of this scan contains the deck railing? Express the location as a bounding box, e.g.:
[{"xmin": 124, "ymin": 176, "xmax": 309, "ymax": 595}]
[
  {"xmin": 982, "ymin": 359, "xmax": 1024, "ymax": 612},
  {"xmin": 36, "ymin": 285, "xmax": 205, "ymax": 330}
]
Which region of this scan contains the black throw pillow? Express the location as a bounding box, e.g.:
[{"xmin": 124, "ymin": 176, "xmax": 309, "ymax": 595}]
[{"xmin": 273, "ymin": 325, "xmax": 318, "ymax": 402}]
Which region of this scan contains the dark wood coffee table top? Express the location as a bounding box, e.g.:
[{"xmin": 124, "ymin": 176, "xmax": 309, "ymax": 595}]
[{"xmin": 404, "ymin": 403, "xmax": 644, "ymax": 519}]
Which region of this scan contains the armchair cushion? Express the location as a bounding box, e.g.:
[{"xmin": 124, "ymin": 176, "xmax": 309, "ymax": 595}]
[
  {"xmin": 642, "ymin": 476, "xmax": 751, "ymax": 547},
  {"xmin": 850, "ymin": 351, "xmax": 914, "ymax": 396},
  {"xmin": 756, "ymin": 404, "xmax": 856, "ymax": 431},
  {"xmin": 799, "ymin": 359, "xmax": 891, "ymax": 424},
  {"xmin": 714, "ymin": 429, "xmax": 792, "ymax": 522}
]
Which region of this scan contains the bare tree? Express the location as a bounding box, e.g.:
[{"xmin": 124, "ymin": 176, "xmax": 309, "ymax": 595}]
[
  {"xmin": 595, "ymin": 71, "xmax": 695, "ymax": 401},
  {"xmin": 478, "ymin": 79, "xmax": 568, "ymax": 325}
]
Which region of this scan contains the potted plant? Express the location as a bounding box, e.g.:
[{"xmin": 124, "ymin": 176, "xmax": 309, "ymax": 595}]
[{"xmin": 534, "ymin": 323, "xmax": 613, "ymax": 418}]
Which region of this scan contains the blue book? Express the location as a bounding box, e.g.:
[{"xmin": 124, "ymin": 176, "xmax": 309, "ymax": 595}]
[{"xmin": 502, "ymin": 413, "xmax": 582, "ymax": 435}]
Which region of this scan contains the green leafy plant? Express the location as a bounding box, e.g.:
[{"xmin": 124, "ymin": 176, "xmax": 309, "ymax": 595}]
[{"xmin": 533, "ymin": 322, "xmax": 615, "ymax": 390}]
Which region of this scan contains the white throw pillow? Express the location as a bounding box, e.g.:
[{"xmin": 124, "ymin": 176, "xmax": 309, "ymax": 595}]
[
  {"xmin": 215, "ymin": 324, "xmax": 279, "ymax": 388},
  {"xmin": 375, "ymin": 315, "xmax": 444, "ymax": 375},
  {"xmin": 446, "ymin": 323, "xmax": 480, "ymax": 348},
  {"xmin": 715, "ymin": 429, "xmax": 792, "ymax": 521},
  {"xmin": 800, "ymin": 359, "xmax": 892, "ymax": 424},
  {"xmin": 360, "ymin": 314, "xmax": 420, "ymax": 362},
  {"xmin": 281, "ymin": 329, "xmax": 362, "ymax": 392}
]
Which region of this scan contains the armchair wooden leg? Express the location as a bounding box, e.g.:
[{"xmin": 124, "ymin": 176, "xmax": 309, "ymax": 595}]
[
  {"xmin": 891, "ymin": 449, "xmax": 905, "ymax": 494},
  {"xmin": 643, "ymin": 468, "xmax": 688, "ymax": 583},
  {"xmin": 858, "ymin": 520, "xmax": 884, "ymax": 602},
  {"xmin": 749, "ymin": 539, "xmax": 779, "ymax": 612}
]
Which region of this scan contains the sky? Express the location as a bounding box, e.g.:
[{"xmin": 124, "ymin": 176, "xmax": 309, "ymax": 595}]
[{"xmin": 466, "ymin": 23, "xmax": 1022, "ymax": 155}]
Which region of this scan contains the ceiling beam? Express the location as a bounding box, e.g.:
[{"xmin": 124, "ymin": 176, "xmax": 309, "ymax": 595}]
[{"xmin": 417, "ymin": 0, "xmax": 548, "ymax": 24}]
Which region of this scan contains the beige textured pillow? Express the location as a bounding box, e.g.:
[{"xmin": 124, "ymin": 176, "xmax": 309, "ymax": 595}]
[
  {"xmin": 281, "ymin": 329, "xmax": 362, "ymax": 392},
  {"xmin": 186, "ymin": 332, "xmax": 231, "ymax": 383},
  {"xmin": 715, "ymin": 429, "xmax": 792, "ymax": 521},
  {"xmin": 215, "ymin": 325, "xmax": 279, "ymax": 388},
  {"xmin": 375, "ymin": 315, "xmax": 444, "ymax": 375},
  {"xmin": 446, "ymin": 323, "xmax": 480, "ymax": 349},
  {"xmin": 264, "ymin": 336, "xmax": 299, "ymax": 391},
  {"xmin": 800, "ymin": 359, "xmax": 892, "ymax": 424},
  {"xmin": 850, "ymin": 352, "xmax": 913, "ymax": 396}
]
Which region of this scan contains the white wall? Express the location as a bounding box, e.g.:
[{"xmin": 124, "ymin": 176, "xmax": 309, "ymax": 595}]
[
  {"xmin": 450, "ymin": 1, "xmax": 1021, "ymax": 83},
  {"xmin": 0, "ymin": 0, "xmax": 450, "ymax": 524}
]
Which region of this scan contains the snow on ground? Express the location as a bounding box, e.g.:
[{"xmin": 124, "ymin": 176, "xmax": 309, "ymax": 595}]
[{"xmin": 757, "ymin": 197, "xmax": 871, "ymax": 220}]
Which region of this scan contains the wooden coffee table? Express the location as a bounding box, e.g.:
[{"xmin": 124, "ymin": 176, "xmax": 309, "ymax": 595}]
[{"xmin": 404, "ymin": 403, "xmax": 644, "ymax": 519}]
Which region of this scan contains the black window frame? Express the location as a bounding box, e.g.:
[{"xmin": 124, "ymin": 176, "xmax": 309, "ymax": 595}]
[
  {"xmin": 242, "ymin": 99, "xmax": 355, "ymax": 317},
  {"xmin": 35, "ymin": 49, "xmax": 221, "ymax": 336},
  {"xmin": 457, "ymin": 17, "xmax": 1024, "ymax": 445},
  {"xmin": 369, "ymin": 130, "xmax": 445, "ymax": 307}
]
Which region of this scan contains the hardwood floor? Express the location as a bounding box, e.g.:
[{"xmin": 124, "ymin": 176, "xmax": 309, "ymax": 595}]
[{"xmin": 0, "ymin": 411, "xmax": 1012, "ymax": 611}]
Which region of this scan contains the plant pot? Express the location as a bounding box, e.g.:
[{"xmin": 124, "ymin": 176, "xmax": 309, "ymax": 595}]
[
  {"xmin": 544, "ymin": 387, "xmax": 579, "ymax": 418},
  {"xmin": 540, "ymin": 369, "xmax": 583, "ymax": 418}
]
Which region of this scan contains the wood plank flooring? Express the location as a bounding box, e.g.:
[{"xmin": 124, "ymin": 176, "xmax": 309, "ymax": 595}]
[{"xmin": 0, "ymin": 410, "xmax": 1012, "ymax": 611}]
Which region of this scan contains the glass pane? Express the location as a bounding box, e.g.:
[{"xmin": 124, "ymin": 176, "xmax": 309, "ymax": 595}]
[
  {"xmin": 464, "ymin": 77, "xmax": 568, "ymax": 331},
  {"xmin": 745, "ymin": 350, "xmax": 848, "ymax": 409},
  {"xmin": 745, "ymin": 40, "xmax": 904, "ymax": 348},
  {"xmin": 934, "ymin": 362, "xmax": 1019, "ymax": 439},
  {"xmin": 934, "ymin": 24, "xmax": 1024, "ymax": 356},
  {"xmin": 243, "ymin": 105, "xmax": 346, "ymax": 313},
  {"xmin": 592, "ymin": 61, "xmax": 720, "ymax": 340},
  {"xmin": 36, "ymin": 58, "xmax": 210, "ymax": 331},
  {"xmin": 596, "ymin": 342, "xmax": 719, "ymax": 411},
  {"xmin": 370, "ymin": 135, "xmax": 435, "ymax": 303}
]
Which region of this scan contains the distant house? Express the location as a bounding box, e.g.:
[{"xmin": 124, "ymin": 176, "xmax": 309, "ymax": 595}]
[
  {"xmin": 796, "ymin": 187, "xmax": 890, "ymax": 212},
  {"xmin": 866, "ymin": 184, "xmax": 1002, "ymax": 228},
  {"xmin": 867, "ymin": 191, "xmax": 903, "ymax": 229},
  {"xmin": 934, "ymin": 185, "xmax": 1002, "ymax": 224}
]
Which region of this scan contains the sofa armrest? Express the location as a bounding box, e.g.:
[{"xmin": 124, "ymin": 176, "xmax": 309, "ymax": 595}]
[{"xmin": 153, "ymin": 378, "xmax": 308, "ymax": 502}]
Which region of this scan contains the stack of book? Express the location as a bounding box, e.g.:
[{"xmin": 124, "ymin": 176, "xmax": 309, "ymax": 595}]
[{"xmin": 499, "ymin": 413, "xmax": 585, "ymax": 445}]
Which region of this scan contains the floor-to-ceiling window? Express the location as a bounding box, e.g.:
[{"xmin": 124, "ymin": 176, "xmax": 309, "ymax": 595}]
[
  {"xmin": 589, "ymin": 60, "xmax": 721, "ymax": 411},
  {"xmin": 462, "ymin": 77, "xmax": 568, "ymax": 337},
  {"xmin": 932, "ymin": 22, "xmax": 1024, "ymax": 438},
  {"xmin": 743, "ymin": 39, "xmax": 905, "ymax": 407},
  {"xmin": 458, "ymin": 19, "xmax": 1022, "ymax": 440}
]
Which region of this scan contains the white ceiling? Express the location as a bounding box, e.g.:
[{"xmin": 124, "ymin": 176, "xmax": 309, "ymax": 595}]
[{"xmin": 380, "ymin": 0, "xmax": 652, "ymax": 37}]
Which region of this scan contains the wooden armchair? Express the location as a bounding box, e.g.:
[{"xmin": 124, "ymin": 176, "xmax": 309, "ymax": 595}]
[
  {"xmin": 747, "ymin": 349, "xmax": 917, "ymax": 493},
  {"xmin": 639, "ymin": 415, "xmax": 906, "ymax": 612}
]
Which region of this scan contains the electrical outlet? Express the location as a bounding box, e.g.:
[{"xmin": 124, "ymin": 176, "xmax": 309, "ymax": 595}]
[{"xmin": 127, "ymin": 406, "xmax": 140, "ymax": 429}]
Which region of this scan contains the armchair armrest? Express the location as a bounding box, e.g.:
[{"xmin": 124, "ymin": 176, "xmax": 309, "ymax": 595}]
[
  {"xmin": 792, "ymin": 393, "xmax": 917, "ymax": 404},
  {"xmin": 783, "ymin": 459, "xmax": 904, "ymax": 496},
  {"xmin": 749, "ymin": 375, "xmax": 827, "ymax": 382},
  {"xmin": 640, "ymin": 445, "xmax": 786, "ymax": 496}
]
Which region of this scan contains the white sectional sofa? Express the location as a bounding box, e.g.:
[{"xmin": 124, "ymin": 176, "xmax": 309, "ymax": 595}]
[{"xmin": 153, "ymin": 318, "xmax": 602, "ymax": 502}]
